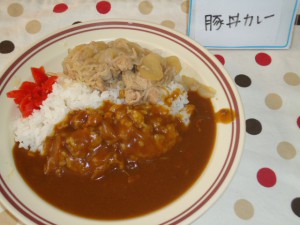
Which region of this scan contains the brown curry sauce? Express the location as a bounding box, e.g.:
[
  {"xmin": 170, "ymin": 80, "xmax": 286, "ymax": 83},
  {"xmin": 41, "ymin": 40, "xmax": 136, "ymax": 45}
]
[{"xmin": 13, "ymin": 91, "xmax": 220, "ymax": 220}]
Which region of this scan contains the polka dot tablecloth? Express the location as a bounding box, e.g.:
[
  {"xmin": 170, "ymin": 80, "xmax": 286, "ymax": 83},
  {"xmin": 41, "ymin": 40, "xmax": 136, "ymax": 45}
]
[{"xmin": 0, "ymin": 1, "xmax": 299, "ymax": 225}]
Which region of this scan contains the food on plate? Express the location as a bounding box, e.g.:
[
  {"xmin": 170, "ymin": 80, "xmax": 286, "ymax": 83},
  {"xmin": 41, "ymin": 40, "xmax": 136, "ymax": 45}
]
[
  {"xmin": 182, "ymin": 75, "xmax": 216, "ymax": 99},
  {"xmin": 43, "ymin": 101, "xmax": 196, "ymax": 179},
  {"xmin": 62, "ymin": 38, "xmax": 212, "ymax": 105},
  {"xmin": 8, "ymin": 39, "xmax": 217, "ymax": 219},
  {"xmin": 7, "ymin": 67, "xmax": 57, "ymax": 117}
]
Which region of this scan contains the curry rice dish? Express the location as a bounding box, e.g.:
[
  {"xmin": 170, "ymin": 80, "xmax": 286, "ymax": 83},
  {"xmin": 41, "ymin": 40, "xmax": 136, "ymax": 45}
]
[{"xmin": 9, "ymin": 39, "xmax": 219, "ymax": 220}]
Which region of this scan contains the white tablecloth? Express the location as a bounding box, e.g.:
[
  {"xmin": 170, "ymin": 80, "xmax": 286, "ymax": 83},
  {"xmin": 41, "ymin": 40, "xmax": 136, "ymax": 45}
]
[{"xmin": 0, "ymin": 1, "xmax": 299, "ymax": 224}]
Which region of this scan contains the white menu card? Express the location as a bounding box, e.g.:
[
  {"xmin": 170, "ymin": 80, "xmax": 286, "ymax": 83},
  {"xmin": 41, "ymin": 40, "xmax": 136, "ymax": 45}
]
[{"xmin": 188, "ymin": 0, "xmax": 299, "ymax": 49}]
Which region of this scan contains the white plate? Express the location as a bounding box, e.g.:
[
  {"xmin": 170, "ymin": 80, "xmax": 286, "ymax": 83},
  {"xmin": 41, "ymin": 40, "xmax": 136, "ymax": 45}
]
[{"xmin": 0, "ymin": 20, "xmax": 245, "ymax": 225}]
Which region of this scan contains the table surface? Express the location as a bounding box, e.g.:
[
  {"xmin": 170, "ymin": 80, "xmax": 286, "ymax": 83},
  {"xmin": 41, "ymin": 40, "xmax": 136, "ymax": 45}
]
[{"xmin": 0, "ymin": 1, "xmax": 299, "ymax": 225}]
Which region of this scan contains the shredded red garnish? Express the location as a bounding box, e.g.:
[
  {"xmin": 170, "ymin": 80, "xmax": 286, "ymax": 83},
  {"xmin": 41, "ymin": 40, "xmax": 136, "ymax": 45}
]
[{"xmin": 7, "ymin": 66, "xmax": 58, "ymax": 118}]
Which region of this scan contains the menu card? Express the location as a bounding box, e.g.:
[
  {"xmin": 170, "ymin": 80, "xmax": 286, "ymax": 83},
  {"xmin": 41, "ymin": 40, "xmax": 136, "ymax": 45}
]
[{"xmin": 188, "ymin": 0, "xmax": 299, "ymax": 49}]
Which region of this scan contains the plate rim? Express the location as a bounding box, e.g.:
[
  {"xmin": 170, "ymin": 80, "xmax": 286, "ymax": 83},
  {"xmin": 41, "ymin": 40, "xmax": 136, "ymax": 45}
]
[{"xmin": 0, "ymin": 19, "xmax": 245, "ymax": 225}]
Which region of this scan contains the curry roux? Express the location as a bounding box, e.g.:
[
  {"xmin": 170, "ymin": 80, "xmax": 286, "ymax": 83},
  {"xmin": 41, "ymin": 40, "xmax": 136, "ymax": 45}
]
[
  {"xmin": 215, "ymin": 108, "xmax": 236, "ymax": 124},
  {"xmin": 13, "ymin": 91, "xmax": 218, "ymax": 220}
]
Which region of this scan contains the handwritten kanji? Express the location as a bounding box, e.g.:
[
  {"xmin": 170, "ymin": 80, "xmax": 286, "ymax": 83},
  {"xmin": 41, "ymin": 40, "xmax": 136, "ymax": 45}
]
[
  {"xmin": 205, "ymin": 15, "xmax": 224, "ymax": 31},
  {"xmin": 226, "ymin": 13, "xmax": 241, "ymax": 28},
  {"xmin": 204, "ymin": 13, "xmax": 275, "ymax": 31}
]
